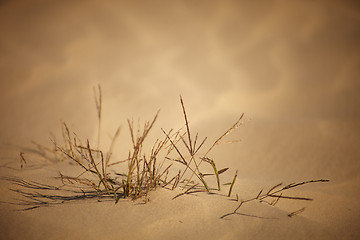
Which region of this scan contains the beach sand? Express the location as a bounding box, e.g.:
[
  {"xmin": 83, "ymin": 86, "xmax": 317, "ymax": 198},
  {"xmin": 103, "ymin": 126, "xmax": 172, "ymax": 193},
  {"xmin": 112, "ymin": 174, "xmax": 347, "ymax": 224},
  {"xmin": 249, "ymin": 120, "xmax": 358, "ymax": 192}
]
[{"xmin": 1, "ymin": 1, "xmax": 359, "ymax": 239}]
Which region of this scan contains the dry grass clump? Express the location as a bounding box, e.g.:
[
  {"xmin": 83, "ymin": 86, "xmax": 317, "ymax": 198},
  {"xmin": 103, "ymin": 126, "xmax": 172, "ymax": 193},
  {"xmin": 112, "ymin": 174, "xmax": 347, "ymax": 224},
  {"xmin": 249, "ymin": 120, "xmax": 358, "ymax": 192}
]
[
  {"xmin": 46, "ymin": 90, "xmax": 241, "ymax": 203},
  {"xmin": 49, "ymin": 101, "xmax": 172, "ymax": 202},
  {"xmin": 3, "ymin": 86, "xmax": 329, "ymax": 217}
]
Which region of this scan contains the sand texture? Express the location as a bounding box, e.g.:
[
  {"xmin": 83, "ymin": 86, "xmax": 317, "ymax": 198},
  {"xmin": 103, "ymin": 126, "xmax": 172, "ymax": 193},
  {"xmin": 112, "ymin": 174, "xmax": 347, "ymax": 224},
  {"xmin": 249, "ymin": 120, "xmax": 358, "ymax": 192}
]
[{"xmin": 1, "ymin": 1, "xmax": 360, "ymax": 239}]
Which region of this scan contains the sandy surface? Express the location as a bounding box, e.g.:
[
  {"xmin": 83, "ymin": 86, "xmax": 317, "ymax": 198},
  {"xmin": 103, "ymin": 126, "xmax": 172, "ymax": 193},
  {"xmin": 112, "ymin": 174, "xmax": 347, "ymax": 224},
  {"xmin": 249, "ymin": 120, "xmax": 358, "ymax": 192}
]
[{"xmin": 1, "ymin": 1, "xmax": 360, "ymax": 239}]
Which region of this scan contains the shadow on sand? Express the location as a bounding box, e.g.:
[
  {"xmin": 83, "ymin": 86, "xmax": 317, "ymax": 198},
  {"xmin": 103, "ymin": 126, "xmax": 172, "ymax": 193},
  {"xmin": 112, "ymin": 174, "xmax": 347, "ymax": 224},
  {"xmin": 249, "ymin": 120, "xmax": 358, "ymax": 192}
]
[{"xmin": 0, "ymin": 176, "xmax": 117, "ymax": 210}]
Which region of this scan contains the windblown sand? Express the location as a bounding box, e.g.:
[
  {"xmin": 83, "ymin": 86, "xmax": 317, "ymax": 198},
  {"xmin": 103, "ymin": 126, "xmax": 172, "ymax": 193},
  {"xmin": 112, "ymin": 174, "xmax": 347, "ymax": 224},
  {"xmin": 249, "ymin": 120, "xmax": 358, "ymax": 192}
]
[{"xmin": 1, "ymin": 1, "xmax": 359, "ymax": 239}]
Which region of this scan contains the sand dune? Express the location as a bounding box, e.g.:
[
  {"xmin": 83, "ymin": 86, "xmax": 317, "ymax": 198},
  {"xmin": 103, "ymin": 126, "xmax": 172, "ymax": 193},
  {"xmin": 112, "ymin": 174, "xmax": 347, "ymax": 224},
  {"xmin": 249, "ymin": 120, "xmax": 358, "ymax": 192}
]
[{"xmin": 1, "ymin": 1, "xmax": 359, "ymax": 239}]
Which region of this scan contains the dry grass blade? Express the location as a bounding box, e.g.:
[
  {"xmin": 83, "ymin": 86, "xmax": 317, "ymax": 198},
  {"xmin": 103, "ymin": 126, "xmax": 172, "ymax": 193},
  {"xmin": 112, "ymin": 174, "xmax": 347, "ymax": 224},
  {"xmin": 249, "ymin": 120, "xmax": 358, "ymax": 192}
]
[
  {"xmin": 161, "ymin": 129, "xmax": 188, "ymax": 166},
  {"xmin": 172, "ymin": 183, "xmax": 206, "ymax": 199},
  {"xmin": 267, "ymin": 194, "xmax": 313, "ymax": 201},
  {"xmin": 93, "ymin": 84, "xmax": 102, "ymax": 151},
  {"xmin": 271, "ymin": 193, "xmax": 282, "ymax": 206},
  {"xmin": 85, "ymin": 140, "xmax": 110, "ymax": 194},
  {"xmin": 20, "ymin": 152, "xmax": 26, "ymax": 169},
  {"xmin": 227, "ymin": 170, "xmax": 238, "ymax": 197},
  {"xmin": 179, "ymin": 95, "xmax": 193, "ymax": 155},
  {"xmin": 256, "ymin": 189, "xmax": 263, "ymax": 199},
  {"xmin": 194, "ymin": 136, "xmax": 207, "ymax": 155},
  {"xmin": 162, "ymin": 171, "xmax": 179, "ymax": 188},
  {"xmin": 288, "ymin": 207, "xmax": 306, "ymax": 217},
  {"xmin": 211, "ymin": 160, "xmax": 221, "ymax": 191},
  {"xmin": 265, "ymin": 183, "xmax": 283, "ymax": 195},
  {"xmin": 202, "ymin": 157, "xmax": 222, "ymax": 191},
  {"xmin": 105, "ymin": 126, "xmax": 121, "ymax": 166},
  {"xmin": 218, "ymin": 168, "xmax": 229, "ymax": 175},
  {"xmin": 281, "ymin": 179, "xmax": 329, "ymax": 190},
  {"xmin": 203, "ymin": 113, "xmax": 244, "ymax": 159}
]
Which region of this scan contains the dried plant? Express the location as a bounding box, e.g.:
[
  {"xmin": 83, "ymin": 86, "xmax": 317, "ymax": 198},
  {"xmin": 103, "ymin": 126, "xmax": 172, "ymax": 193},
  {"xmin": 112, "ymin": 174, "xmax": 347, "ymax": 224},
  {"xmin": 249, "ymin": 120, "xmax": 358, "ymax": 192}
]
[
  {"xmin": 220, "ymin": 179, "xmax": 329, "ymax": 219},
  {"xmin": 2, "ymin": 87, "xmax": 329, "ymax": 219}
]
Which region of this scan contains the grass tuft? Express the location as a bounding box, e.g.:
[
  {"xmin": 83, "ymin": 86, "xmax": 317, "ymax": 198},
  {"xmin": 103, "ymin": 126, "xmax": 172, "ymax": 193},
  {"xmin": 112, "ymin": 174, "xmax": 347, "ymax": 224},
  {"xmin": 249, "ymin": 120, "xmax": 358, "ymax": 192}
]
[{"xmin": 3, "ymin": 86, "xmax": 329, "ymax": 218}]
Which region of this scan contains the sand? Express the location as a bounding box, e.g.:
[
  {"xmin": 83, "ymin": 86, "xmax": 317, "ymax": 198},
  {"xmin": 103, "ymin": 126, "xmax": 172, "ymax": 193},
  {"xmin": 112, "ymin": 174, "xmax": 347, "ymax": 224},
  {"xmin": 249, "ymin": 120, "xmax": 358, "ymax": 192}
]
[{"xmin": 1, "ymin": 1, "xmax": 360, "ymax": 239}]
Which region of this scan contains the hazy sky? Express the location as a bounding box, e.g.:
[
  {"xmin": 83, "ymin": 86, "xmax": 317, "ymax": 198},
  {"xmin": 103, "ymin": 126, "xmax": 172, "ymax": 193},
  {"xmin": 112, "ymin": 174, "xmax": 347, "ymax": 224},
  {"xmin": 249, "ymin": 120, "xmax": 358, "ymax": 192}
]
[{"xmin": 0, "ymin": 0, "xmax": 359, "ymax": 132}]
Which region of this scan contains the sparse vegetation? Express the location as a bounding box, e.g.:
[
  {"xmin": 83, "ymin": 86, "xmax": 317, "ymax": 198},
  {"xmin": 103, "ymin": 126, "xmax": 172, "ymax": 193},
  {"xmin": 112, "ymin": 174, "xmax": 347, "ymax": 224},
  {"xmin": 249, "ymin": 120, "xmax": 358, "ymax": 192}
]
[
  {"xmin": 220, "ymin": 179, "xmax": 329, "ymax": 219},
  {"xmin": 2, "ymin": 85, "xmax": 329, "ymax": 218}
]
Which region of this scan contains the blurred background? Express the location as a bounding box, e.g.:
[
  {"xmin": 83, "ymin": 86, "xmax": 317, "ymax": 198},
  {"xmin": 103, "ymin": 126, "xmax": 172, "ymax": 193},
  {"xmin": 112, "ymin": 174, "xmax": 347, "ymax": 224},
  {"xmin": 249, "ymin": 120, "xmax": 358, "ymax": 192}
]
[{"xmin": 0, "ymin": 0, "xmax": 359, "ymax": 183}]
